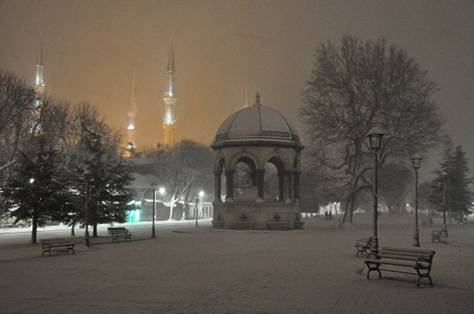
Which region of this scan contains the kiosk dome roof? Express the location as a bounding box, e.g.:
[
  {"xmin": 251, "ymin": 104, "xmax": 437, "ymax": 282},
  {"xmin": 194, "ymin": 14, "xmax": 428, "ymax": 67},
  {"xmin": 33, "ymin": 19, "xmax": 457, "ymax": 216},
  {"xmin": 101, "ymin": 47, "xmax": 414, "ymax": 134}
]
[{"xmin": 212, "ymin": 93, "xmax": 301, "ymax": 148}]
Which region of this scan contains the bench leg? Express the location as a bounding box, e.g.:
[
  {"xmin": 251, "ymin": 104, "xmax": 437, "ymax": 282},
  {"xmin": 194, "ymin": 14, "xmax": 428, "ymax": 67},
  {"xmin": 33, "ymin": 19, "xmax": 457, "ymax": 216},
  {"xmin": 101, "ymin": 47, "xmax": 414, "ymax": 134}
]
[
  {"xmin": 416, "ymin": 274, "xmax": 433, "ymax": 287},
  {"xmin": 416, "ymin": 266, "xmax": 433, "ymax": 287},
  {"xmin": 67, "ymin": 246, "xmax": 74, "ymax": 255},
  {"xmin": 417, "ymin": 275, "xmax": 434, "ymax": 287},
  {"xmin": 366, "ymin": 263, "xmax": 382, "ymax": 280}
]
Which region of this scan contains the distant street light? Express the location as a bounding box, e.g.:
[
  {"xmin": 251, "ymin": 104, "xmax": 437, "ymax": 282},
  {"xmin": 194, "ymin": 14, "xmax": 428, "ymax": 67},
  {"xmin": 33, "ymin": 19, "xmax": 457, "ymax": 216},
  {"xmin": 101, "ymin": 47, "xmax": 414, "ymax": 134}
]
[
  {"xmin": 368, "ymin": 131, "xmax": 384, "ymax": 257},
  {"xmin": 411, "ymin": 154, "xmax": 423, "ymax": 247},
  {"xmin": 151, "ymin": 183, "xmax": 157, "ymax": 238},
  {"xmin": 29, "ymin": 178, "xmax": 35, "ymax": 184},
  {"xmin": 159, "ymin": 187, "xmax": 166, "ymax": 196}
]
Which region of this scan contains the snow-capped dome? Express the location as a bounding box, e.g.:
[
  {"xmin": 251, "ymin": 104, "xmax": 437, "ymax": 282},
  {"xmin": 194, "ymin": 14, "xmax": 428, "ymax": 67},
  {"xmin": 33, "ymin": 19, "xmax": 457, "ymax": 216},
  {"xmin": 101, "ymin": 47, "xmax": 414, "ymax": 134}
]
[{"xmin": 212, "ymin": 93, "xmax": 301, "ymax": 148}]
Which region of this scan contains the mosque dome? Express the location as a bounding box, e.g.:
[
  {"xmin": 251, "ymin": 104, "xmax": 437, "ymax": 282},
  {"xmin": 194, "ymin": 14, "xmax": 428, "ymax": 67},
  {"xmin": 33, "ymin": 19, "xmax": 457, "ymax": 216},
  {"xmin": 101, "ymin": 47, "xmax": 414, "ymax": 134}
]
[{"xmin": 212, "ymin": 94, "xmax": 302, "ymax": 149}]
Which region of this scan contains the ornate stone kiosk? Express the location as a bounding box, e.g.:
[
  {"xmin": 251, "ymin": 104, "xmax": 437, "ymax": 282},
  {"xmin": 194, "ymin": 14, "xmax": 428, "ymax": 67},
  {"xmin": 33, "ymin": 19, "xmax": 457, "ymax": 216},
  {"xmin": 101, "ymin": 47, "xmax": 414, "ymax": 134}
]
[{"xmin": 211, "ymin": 94, "xmax": 304, "ymax": 230}]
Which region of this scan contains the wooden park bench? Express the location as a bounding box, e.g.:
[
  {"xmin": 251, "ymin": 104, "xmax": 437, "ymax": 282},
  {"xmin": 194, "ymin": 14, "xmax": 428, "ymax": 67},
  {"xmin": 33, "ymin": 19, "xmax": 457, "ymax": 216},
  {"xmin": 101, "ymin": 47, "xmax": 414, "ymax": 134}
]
[
  {"xmin": 431, "ymin": 225, "xmax": 448, "ymax": 242},
  {"xmin": 41, "ymin": 238, "xmax": 75, "ymax": 256},
  {"xmin": 354, "ymin": 237, "xmax": 373, "ymax": 257},
  {"xmin": 108, "ymin": 227, "xmax": 132, "ymax": 242},
  {"xmin": 364, "ymin": 247, "xmax": 436, "ymax": 287}
]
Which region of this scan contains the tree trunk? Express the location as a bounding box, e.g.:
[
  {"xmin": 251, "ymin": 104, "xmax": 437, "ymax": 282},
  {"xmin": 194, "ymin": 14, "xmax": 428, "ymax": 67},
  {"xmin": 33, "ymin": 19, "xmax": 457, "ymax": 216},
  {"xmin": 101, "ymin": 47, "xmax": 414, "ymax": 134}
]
[
  {"xmin": 168, "ymin": 199, "xmax": 175, "ymax": 221},
  {"xmin": 182, "ymin": 188, "xmax": 192, "ymax": 221},
  {"xmin": 71, "ymin": 223, "xmax": 75, "ymax": 236},
  {"xmin": 93, "ymin": 224, "xmax": 98, "ymax": 237},
  {"xmin": 342, "ymin": 197, "xmax": 351, "ymax": 224},
  {"xmin": 31, "ymin": 216, "xmax": 38, "ymax": 244},
  {"xmin": 348, "ymin": 196, "xmax": 355, "ymax": 223}
]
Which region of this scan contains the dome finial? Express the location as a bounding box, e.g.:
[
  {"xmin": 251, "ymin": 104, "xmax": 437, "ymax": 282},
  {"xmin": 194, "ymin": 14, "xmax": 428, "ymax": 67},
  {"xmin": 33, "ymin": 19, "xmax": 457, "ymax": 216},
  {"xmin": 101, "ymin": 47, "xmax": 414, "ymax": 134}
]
[{"xmin": 255, "ymin": 92, "xmax": 261, "ymax": 106}]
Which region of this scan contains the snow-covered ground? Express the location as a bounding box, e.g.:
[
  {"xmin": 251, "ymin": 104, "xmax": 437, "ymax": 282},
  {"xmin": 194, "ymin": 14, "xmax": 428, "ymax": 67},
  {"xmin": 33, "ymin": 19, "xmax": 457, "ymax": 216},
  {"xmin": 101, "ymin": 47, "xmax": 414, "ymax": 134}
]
[
  {"xmin": 0, "ymin": 219, "xmax": 212, "ymax": 234},
  {"xmin": 0, "ymin": 215, "xmax": 473, "ymax": 313}
]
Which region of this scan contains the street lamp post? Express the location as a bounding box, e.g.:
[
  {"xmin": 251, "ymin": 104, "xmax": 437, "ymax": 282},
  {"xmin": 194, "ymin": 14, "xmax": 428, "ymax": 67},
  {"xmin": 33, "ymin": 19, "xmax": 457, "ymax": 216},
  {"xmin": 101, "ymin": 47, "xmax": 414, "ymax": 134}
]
[
  {"xmin": 84, "ymin": 174, "xmax": 90, "ymax": 247},
  {"xmin": 368, "ymin": 131, "xmax": 384, "ymax": 257},
  {"xmin": 411, "ymin": 155, "xmax": 422, "ymax": 247},
  {"xmin": 194, "ymin": 196, "xmax": 199, "ymax": 228},
  {"xmin": 441, "ymin": 181, "xmax": 448, "ymax": 237},
  {"xmin": 151, "ymin": 183, "xmax": 157, "ymax": 238}
]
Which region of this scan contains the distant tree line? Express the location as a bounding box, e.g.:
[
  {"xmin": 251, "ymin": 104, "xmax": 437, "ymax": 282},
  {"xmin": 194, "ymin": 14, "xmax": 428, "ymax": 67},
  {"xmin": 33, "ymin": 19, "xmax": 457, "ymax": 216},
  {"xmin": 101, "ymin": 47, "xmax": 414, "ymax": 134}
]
[
  {"xmin": 299, "ymin": 35, "xmax": 472, "ymax": 222},
  {"xmin": 427, "ymin": 139, "xmax": 473, "ymax": 222},
  {"xmin": 0, "ymin": 70, "xmax": 132, "ymax": 243}
]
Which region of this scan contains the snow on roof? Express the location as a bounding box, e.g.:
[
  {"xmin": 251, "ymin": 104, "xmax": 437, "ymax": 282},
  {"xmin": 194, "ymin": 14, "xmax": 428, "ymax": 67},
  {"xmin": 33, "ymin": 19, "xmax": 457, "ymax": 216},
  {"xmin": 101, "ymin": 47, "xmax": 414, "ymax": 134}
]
[{"xmin": 213, "ymin": 99, "xmax": 300, "ymax": 145}]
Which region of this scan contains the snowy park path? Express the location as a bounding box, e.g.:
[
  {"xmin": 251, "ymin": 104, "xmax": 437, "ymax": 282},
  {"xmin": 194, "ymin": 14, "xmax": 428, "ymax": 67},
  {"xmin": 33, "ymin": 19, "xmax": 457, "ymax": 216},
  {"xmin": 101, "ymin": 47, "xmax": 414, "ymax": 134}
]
[{"xmin": 0, "ymin": 216, "xmax": 473, "ymax": 313}]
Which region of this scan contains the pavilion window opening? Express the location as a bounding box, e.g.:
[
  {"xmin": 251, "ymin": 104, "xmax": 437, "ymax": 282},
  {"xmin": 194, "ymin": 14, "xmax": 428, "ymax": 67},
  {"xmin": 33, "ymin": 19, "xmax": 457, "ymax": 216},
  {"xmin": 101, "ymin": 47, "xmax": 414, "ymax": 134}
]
[
  {"xmin": 264, "ymin": 156, "xmax": 285, "ymax": 202},
  {"xmin": 233, "ymin": 156, "xmax": 258, "ymax": 200}
]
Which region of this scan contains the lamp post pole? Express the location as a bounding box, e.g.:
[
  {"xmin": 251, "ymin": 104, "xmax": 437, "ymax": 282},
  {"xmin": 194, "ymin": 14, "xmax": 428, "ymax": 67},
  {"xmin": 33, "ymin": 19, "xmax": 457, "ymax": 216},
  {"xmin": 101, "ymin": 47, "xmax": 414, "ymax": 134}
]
[
  {"xmin": 368, "ymin": 132, "xmax": 384, "ymax": 257},
  {"xmin": 411, "ymin": 155, "xmax": 422, "ymax": 247},
  {"xmin": 414, "ymin": 167, "xmax": 420, "ymax": 246},
  {"xmin": 441, "ymin": 182, "xmax": 446, "ymax": 226},
  {"xmin": 441, "ymin": 181, "xmax": 448, "ymax": 236},
  {"xmin": 195, "ymin": 196, "xmax": 199, "ymax": 228},
  {"xmin": 372, "ymin": 149, "xmax": 379, "ymax": 255},
  {"xmin": 151, "ymin": 183, "xmax": 157, "ymax": 238},
  {"xmin": 84, "ymin": 176, "xmax": 90, "ymax": 247}
]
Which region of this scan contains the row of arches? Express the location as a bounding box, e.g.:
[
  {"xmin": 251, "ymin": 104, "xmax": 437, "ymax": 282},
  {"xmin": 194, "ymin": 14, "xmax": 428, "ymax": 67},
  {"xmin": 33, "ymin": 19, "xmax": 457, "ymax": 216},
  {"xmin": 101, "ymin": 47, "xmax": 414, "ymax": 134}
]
[{"xmin": 213, "ymin": 153, "xmax": 301, "ymax": 203}]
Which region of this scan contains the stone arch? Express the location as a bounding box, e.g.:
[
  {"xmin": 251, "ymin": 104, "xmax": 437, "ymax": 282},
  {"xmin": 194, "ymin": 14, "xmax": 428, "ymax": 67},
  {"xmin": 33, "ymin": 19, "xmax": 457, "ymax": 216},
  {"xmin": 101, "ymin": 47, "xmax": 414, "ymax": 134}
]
[
  {"xmin": 228, "ymin": 151, "xmax": 261, "ymax": 171},
  {"xmin": 265, "ymin": 154, "xmax": 285, "ymax": 172},
  {"xmin": 234, "ymin": 155, "xmax": 257, "ymax": 188},
  {"xmin": 264, "ymin": 155, "xmax": 286, "ymax": 202}
]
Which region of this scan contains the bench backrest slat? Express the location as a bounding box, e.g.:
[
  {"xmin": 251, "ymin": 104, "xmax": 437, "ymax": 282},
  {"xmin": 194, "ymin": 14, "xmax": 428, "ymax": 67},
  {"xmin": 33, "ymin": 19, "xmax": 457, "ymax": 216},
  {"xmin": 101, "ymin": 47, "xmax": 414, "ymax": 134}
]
[
  {"xmin": 41, "ymin": 238, "xmax": 74, "ymax": 244},
  {"xmin": 110, "ymin": 229, "xmax": 130, "ymax": 235},
  {"xmin": 108, "ymin": 227, "xmax": 127, "ymax": 234},
  {"xmin": 379, "ymin": 247, "xmax": 435, "ymax": 263},
  {"xmin": 381, "ymin": 247, "xmax": 435, "ymax": 256}
]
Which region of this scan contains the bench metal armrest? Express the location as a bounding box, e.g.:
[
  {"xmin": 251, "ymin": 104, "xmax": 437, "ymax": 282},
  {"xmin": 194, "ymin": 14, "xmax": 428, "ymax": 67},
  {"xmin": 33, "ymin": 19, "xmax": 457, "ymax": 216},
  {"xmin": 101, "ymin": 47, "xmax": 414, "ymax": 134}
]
[{"xmin": 415, "ymin": 257, "xmax": 431, "ymax": 269}]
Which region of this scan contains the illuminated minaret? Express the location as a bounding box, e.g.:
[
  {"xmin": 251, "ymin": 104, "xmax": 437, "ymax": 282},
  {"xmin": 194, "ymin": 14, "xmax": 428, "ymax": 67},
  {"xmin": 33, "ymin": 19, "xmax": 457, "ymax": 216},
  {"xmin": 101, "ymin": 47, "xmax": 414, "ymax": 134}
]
[
  {"xmin": 34, "ymin": 40, "xmax": 45, "ymax": 108},
  {"xmin": 126, "ymin": 72, "xmax": 137, "ymax": 156},
  {"xmin": 162, "ymin": 39, "xmax": 177, "ymax": 147}
]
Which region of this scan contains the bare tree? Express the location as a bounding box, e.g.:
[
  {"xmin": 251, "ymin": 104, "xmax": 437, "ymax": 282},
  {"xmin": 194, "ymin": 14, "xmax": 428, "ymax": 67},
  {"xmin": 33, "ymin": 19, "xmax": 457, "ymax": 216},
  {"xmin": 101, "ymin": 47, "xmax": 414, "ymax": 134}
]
[
  {"xmin": 65, "ymin": 103, "xmax": 132, "ymax": 237},
  {"xmin": 0, "ymin": 71, "xmax": 38, "ymax": 178},
  {"xmin": 301, "ymin": 35, "xmax": 442, "ymax": 223},
  {"xmin": 0, "ymin": 98, "xmax": 72, "ymax": 243},
  {"xmin": 138, "ymin": 140, "xmax": 213, "ymax": 221}
]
